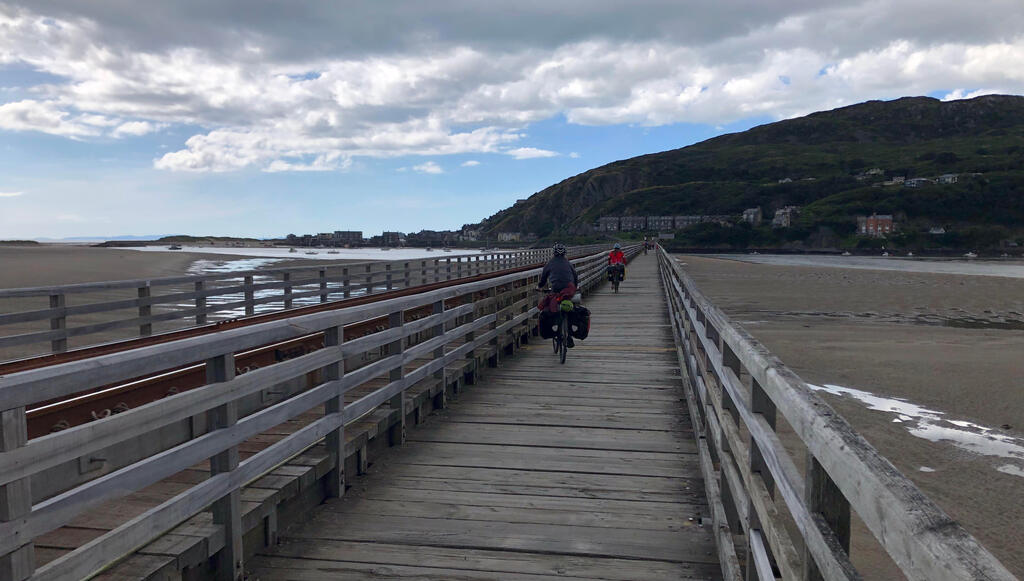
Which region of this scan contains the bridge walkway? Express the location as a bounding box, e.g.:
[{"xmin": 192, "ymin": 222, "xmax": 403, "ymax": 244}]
[{"xmin": 249, "ymin": 254, "xmax": 721, "ymax": 580}]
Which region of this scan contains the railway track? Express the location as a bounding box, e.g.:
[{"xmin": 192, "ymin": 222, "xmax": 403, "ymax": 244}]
[{"xmin": 9, "ymin": 259, "xmax": 547, "ymax": 439}]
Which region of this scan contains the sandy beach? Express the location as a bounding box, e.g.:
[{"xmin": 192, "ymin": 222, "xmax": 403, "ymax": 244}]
[
  {"xmin": 678, "ymin": 255, "xmax": 1024, "ymax": 578},
  {"xmin": 0, "ymin": 245, "xmax": 361, "ymax": 361},
  {"xmin": 0, "ymin": 245, "xmax": 220, "ymax": 288}
]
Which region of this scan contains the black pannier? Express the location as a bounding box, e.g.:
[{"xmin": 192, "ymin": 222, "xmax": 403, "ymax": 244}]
[
  {"xmin": 538, "ymin": 310, "xmax": 559, "ymax": 339},
  {"xmin": 569, "ymin": 305, "xmax": 591, "ymax": 340}
]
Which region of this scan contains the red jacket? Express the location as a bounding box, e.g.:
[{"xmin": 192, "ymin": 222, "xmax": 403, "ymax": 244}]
[{"xmin": 608, "ymin": 249, "xmax": 625, "ymax": 265}]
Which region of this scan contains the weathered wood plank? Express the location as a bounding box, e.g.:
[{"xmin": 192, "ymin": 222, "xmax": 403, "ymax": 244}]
[
  {"xmin": 408, "ymin": 422, "xmax": 695, "ymax": 453},
  {"xmin": 256, "ymin": 540, "xmax": 721, "ymax": 581},
  {"xmin": 288, "ymin": 513, "xmax": 717, "ymax": 563}
]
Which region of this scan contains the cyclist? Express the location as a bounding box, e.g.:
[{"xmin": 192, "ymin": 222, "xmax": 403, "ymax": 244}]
[
  {"xmin": 608, "ymin": 243, "xmax": 626, "ymax": 267},
  {"xmin": 537, "ymin": 243, "xmax": 579, "ymax": 346},
  {"xmin": 607, "ymin": 242, "xmax": 626, "ymax": 285}
]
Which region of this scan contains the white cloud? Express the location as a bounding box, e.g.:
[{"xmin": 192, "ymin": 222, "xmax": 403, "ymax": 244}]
[
  {"xmin": 412, "ymin": 161, "xmax": 443, "ymax": 174},
  {"xmin": 0, "ymin": 100, "xmax": 101, "ymax": 138},
  {"xmin": 111, "ymin": 121, "xmax": 165, "ymax": 138},
  {"xmin": 0, "ymin": 191, "xmax": 24, "ymax": 197},
  {"xmin": 461, "ymin": 160, "xmax": 481, "ymax": 166},
  {"xmin": 506, "ymin": 147, "xmax": 559, "ymax": 159},
  {"xmin": 569, "ymin": 152, "xmax": 580, "ymax": 158},
  {"xmin": 1, "ymin": 4, "xmax": 1024, "ymax": 172}
]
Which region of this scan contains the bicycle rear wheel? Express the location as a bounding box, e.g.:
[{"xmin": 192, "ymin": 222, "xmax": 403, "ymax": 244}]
[{"xmin": 559, "ymin": 312, "xmax": 568, "ymax": 364}]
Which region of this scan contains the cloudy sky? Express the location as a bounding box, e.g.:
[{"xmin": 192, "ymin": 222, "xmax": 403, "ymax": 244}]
[{"xmin": 1, "ymin": 1, "xmax": 1023, "ymax": 238}]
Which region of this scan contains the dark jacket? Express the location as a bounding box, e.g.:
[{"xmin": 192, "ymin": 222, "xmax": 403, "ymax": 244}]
[{"xmin": 538, "ymin": 256, "xmax": 579, "ymax": 292}]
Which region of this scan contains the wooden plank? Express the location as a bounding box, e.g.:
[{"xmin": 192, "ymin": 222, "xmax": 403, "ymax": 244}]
[
  {"xmin": 253, "ymin": 555, "xmax": 721, "ymax": 581},
  {"xmin": 359, "ymin": 464, "xmax": 702, "ymax": 499},
  {"xmin": 349, "ymin": 486, "xmax": 705, "ymax": 519},
  {"xmin": 332, "ymin": 496, "xmax": 697, "ymax": 532},
  {"xmin": 256, "ymin": 539, "xmax": 722, "ymax": 581},
  {"xmin": 379, "ymin": 442, "xmax": 698, "ymax": 479},
  {"xmin": 407, "ymin": 422, "xmax": 695, "ymax": 454},
  {"xmin": 434, "ymin": 409, "xmax": 688, "ymax": 431},
  {"xmin": 463, "ymin": 379, "xmax": 684, "ymax": 399},
  {"xmin": 285, "ymin": 513, "xmax": 717, "ymax": 563},
  {"xmin": 449, "ymin": 392, "xmax": 682, "ymax": 410}
]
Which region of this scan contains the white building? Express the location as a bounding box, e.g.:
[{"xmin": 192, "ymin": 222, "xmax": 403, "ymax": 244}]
[{"xmin": 620, "ymin": 216, "xmax": 647, "ymax": 231}]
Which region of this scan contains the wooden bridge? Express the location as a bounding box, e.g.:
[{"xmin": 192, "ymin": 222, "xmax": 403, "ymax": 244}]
[
  {"xmin": 0, "ymin": 246, "xmax": 1015, "ymax": 581},
  {"xmin": 247, "ymin": 253, "xmax": 720, "ymax": 580}
]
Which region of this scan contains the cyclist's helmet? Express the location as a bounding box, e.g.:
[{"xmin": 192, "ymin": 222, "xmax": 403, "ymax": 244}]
[
  {"xmin": 552, "ymin": 243, "xmax": 567, "ymax": 256},
  {"xmin": 613, "ymin": 243, "xmax": 621, "ymax": 249}
]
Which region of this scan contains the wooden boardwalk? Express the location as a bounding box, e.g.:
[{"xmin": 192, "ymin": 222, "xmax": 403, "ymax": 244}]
[{"xmin": 249, "ymin": 254, "xmax": 721, "ymax": 580}]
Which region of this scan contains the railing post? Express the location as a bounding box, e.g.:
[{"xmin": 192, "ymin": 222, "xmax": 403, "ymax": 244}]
[
  {"xmin": 747, "ymin": 377, "xmax": 778, "ymax": 580},
  {"xmin": 749, "ymin": 378, "xmax": 777, "ymax": 496},
  {"xmin": 342, "ymin": 267, "xmax": 351, "ymax": 299},
  {"xmin": 456, "ymin": 257, "xmax": 463, "ymax": 279},
  {"xmin": 463, "ymin": 296, "xmax": 477, "ymax": 382},
  {"xmin": 137, "ymin": 285, "xmax": 152, "ymax": 337},
  {"xmin": 487, "ymin": 285, "xmax": 500, "ymax": 367},
  {"xmin": 387, "ymin": 310, "xmax": 405, "ymax": 446},
  {"xmin": 445, "ymin": 259, "xmax": 452, "ymax": 281},
  {"xmin": 319, "ymin": 268, "xmax": 328, "ymax": 303},
  {"xmin": 282, "ymin": 273, "xmax": 293, "ymax": 309},
  {"xmin": 49, "ymin": 293, "xmax": 67, "ymax": 353},
  {"xmin": 364, "ymin": 264, "xmax": 373, "ymax": 296},
  {"xmin": 803, "ymin": 457, "xmax": 852, "ymax": 581},
  {"xmin": 0, "ymin": 407, "xmax": 34, "ymax": 581},
  {"xmin": 244, "ymin": 275, "xmax": 255, "ymax": 316},
  {"xmin": 431, "ymin": 300, "xmax": 446, "ymax": 402},
  {"xmin": 433, "ymin": 259, "xmax": 440, "ymax": 282},
  {"xmin": 324, "ymin": 325, "xmax": 345, "ymax": 498},
  {"xmin": 194, "ymin": 281, "xmax": 207, "ymax": 325},
  {"xmin": 385, "ymin": 264, "xmax": 393, "ymax": 291},
  {"xmin": 206, "ymin": 354, "xmax": 242, "ymax": 581}
]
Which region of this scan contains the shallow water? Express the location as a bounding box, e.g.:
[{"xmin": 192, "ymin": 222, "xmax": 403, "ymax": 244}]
[
  {"xmin": 126, "ymin": 245, "xmax": 493, "ymax": 261},
  {"xmin": 809, "ymin": 383, "xmax": 1024, "ymax": 477},
  {"xmin": 711, "ymin": 254, "xmax": 1024, "ymax": 279}
]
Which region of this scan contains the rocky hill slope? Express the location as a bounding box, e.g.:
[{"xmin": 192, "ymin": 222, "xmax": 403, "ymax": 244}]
[{"xmin": 480, "ymin": 95, "xmax": 1024, "ymax": 249}]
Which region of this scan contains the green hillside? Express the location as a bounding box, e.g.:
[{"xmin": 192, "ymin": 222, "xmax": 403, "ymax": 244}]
[{"xmin": 480, "ymin": 95, "xmax": 1024, "ymax": 250}]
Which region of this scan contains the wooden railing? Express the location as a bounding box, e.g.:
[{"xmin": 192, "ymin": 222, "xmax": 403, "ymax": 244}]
[
  {"xmin": 0, "ymin": 245, "xmax": 634, "ymax": 581},
  {"xmin": 655, "ymin": 246, "xmax": 1015, "ymax": 581},
  {"xmin": 0, "ymin": 245, "xmax": 610, "ymax": 362}
]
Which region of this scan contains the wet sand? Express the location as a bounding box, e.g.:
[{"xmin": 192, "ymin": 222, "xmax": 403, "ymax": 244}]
[
  {"xmin": 0, "ymin": 245, "xmax": 221, "ymax": 288},
  {"xmin": 679, "ymin": 255, "xmax": 1024, "ymax": 579},
  {"xmin": 0, "ymin": 245, "xmax": 358, "ymax": 360}
]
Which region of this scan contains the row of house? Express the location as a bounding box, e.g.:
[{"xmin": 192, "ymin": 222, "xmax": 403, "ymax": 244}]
[
  {"xmin": 879, "ymin": 173, "xmax": 961, "ymax": 187},
  {"xmin": 598, "ymin": 206, "xmax": 804, "ymax": 232},
  {"xmin": 597, "ymin": 215, "xmax": 734, "ymax": 232},
  {"xmin": 286, "ymin": 231, "xmax": 364, "ymax": 247}
]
